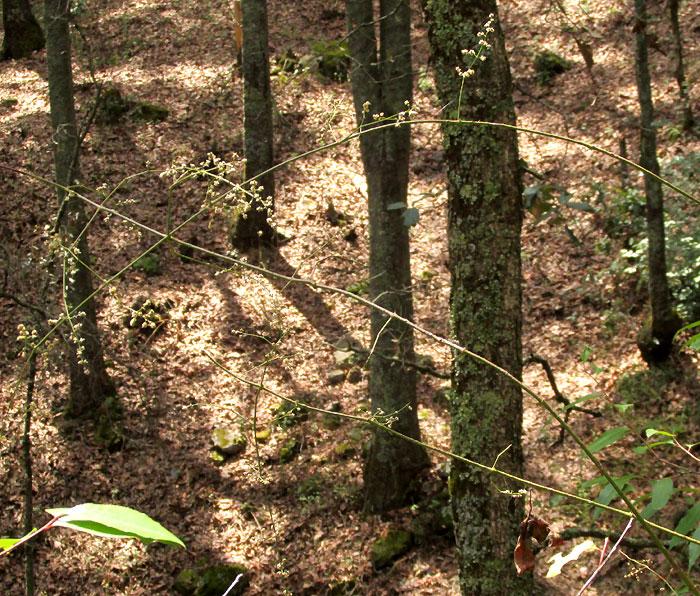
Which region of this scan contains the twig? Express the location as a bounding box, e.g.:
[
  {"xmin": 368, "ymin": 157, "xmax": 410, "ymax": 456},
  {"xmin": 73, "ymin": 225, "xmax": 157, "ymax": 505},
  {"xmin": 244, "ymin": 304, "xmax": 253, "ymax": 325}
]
[
  {"xmin": 524, "ymin": 354, "xmax": 602, "ymax": 446},
  {"xmin": 344, "ymin": 344, "xmax": 449, "ymax": 379}
]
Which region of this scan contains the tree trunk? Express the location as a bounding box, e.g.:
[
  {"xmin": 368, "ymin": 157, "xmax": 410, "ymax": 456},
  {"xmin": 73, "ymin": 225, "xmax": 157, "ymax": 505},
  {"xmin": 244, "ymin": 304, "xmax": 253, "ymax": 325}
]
[
  {"xmin": 2, "ymin": 0, "xmax": 45, "ymax": 60},
  {"xmin": 230, "ymin": 0, "xmax": 276, "ymax": 250},
  {"xmin": 634, "ymin": 0, "xmax": 680, "ymax": 364},
  {"xmin": 668, "ymin": 0, "xmax": 693, "ymax": 130},
  {"xmin": 45, "ymin": 0, "xmax": 114, "ymax": 418},
  {"xmin": 423, "ymin": 1, "xmax": 532, "ymax": 594},
  {"xmin": 346, "ymin": 0, "xmax": 429, "ymax": 514}
]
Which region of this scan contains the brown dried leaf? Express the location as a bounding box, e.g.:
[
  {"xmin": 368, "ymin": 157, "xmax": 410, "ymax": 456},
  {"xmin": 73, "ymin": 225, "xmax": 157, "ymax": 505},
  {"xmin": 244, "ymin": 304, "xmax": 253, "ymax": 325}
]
[{"xmin": 514, "ymin": 535, "xmax": 536, "ymax": 575}]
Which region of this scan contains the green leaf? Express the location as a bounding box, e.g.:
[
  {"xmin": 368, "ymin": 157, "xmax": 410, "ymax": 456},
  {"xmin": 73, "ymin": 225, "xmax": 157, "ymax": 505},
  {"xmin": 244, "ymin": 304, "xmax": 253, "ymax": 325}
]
[
  {"xmin": 671, "ymin": 501, "xmax": 700, "ymax": 548},
  {"xmin": 402, "ymin": 207, "xmax": 420, "ymax": 227},
  {"xmin": 580, "ymin": 346, "xmax": 592, "ymax": 363},
  {"xmin": 579, "ymin": 473, "xmax": 638, "ymax": 491},
  {"xmin": 645, "ymin": 428, "xmax": 676, "ymax": 439},
  {"xmin": 546, "ymin": 540, "xmax": 596, "ymax": 578},
  {"xmin": 684, "ymin": 333, "xmax": 700, "ymax": 351},
  {"xmin": 641, "ymin": 478, "xmax": 674, "ymax": 520},
  {"xmin": 386, "ymin": 202, "xmax": 406, "ymax": 211},
  {"xmin": 688, "ymin": 526, "xmax": 700, "ymax": 571},
  {"xmin": 587, "ymin": 427, "xmax": 629, "ymax": 453},
  {"xmin": 565, "ymin": 393, "xmax": 601, "ymax": 409},
  {"xmin": 0, "ymin": 538, "xmax": 21, "ymax": 551},
  {"xmin": 46, "ymin": 504, "xmax": 185, "ymax": 548},
  {"xmin": 614, "ymin": 403, "xmax": 634, "ymax": 413}
]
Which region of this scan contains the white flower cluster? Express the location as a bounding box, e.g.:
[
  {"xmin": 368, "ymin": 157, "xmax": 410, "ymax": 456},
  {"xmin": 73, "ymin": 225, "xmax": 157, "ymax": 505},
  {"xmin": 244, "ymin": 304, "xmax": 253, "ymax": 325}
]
[{"xmin": 455, "ymin": 13, "xmax": 495, "ymax": 79}]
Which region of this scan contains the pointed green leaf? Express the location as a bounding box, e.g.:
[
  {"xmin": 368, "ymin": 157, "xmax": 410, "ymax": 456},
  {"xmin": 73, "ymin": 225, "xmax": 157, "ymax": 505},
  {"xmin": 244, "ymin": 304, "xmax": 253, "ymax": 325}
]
[
  {"xmin": 46, "ymin": 504, "xmax": 184, "ymax": 548},
  {"xmin": 587, "ymin": 427, "xmax": 629, "ymax": 453},
  {"xmin": 565, "ymin": 393, "xmax": 601, "ymax": 409},
  {"xmin": 641, "ymin": 478, "xmax": 674, "ymax": 520},
  {"xmin": 688, "ymin": 526, "xmax": 700, "ymax": 571},
  {"xmin": 386, "ymin": 202, "xmax": 406, "ymax": 211},
  {"xmin": 671, "ymin": 501, "xmax": 700, "ymax": 548},
  {"xmin": 0, "ymin": 538, "xmax": 21, "ymax": 551}
]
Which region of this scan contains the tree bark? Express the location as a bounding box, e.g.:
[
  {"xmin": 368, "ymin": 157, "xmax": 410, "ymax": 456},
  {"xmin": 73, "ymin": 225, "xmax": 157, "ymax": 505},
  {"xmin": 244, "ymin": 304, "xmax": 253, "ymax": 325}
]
[
  {"xmin": 45, "ymin": 0, "xmax": 114, "ymax": 418},
  {"xmin": 423, "ymin": 1, "xmax": 532, "ymax": 593},
  {"xmin": 230, "ymin": 0, "xmax": 276, "ymax": 250},
  {"xmin": 668, "ymin": 0, "xmax": 693, "ymax": 130},
  {"xmin": 2, "ymin": 0, "xmax": 45, "ymax": 60},
  {"xmin": 634, "ymin": 0, "xmax": 680, "ymax": 364},
  {"xmin": 346, "ymin": 0, "xmax": 429, "ymax": 514}
]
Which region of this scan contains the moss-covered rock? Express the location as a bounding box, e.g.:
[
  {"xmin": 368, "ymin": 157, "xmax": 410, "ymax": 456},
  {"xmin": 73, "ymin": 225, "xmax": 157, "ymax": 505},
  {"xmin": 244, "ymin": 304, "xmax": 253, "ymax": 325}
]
[
  {"xmin": 254, "ymin": 428, "xmax": 270, "ymax": 443},
  {"xmin": 534, "ymin": 50, "xmax": 572, "ymax": 85},
  {"xmin": 311, "ymin": 40, "xmax": 350, "ymax": 83},
  {"xmin": 209, "ymin": 449, "xmax": 227, "ymax": 466},
  {"xmin": 370, "ymin": 529, "xmax": 413, "ymax": 569},
  {"xmin": 197, "ymin": 564, "xmax": 249, "ymax": 596},
  {"xmin": 211, "ymin": 428, "xmax": 247, "ymax": 457},
  {"xmin": 133, "ymin": 101, "xmax": 169, "ymax": 122},
  {"xmin": 174, "ymin": 564, "xmax": 249, "ymax": 596},
  {"xmin": 98, "ymin": 87, "xmax": 132, "ymax": 123},
  {"xmin": 174, "ymin": 568, "xmax": 200, "ymax": 595},
  {"xmin": 334, "ymin": 442, "xmax": 356, "ymax": 459}
]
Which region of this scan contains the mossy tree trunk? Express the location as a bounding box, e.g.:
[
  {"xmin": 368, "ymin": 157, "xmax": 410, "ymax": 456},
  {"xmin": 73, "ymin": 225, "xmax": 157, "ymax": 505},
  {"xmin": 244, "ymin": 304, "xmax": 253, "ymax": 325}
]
[
  {"xmin": 45, "ymin": 0, "xmax": 114, "ymax": 418},
  {"xmin": 668, "ymin": 0, "xmax": 693, "ymax": 130},
  {"xmin": 423, "ymin": 1, "xmax": 532, "ymax": 594},
  {"xmin": 346, "ymin": 0, "xmax": 429, "ymax": 514},
  {"xmin": 230, "ymin": 0, "xmax": 276, "ymax": 250},
  {"xmin": 634, "ymin": 0, "xmax": 680, "ymax": 363},
  {"xmin": 2, "ymin": 0, "xmax": 45, "ymax": 60}
]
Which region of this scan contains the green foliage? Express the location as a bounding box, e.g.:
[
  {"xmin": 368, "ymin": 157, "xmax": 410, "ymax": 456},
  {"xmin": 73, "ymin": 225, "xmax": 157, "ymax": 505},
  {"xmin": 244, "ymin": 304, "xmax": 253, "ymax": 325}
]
[
  {"xmin": 387, "ymin": 201, "xmax": 420, "ymax": 227},
  {"xmin": 616, "ymin": 367, "xmax": 671, "ymax": 406},
  {"xmin": 523, "ymin": 182, "xmax": 594, "ymax": 244},
  {"xmin": 586, "ymin": 426, "xmax": 629, "ymax": 453},
  {"xmin": 1, "ymin": 504, "xmax": 184, "ymax": 555},
  {"xmin": 134, "ymin": 253, "xmax": 162, "ymax": 276},
  {"xmin": 311, "ymin": 40, "xmax": 350, "ymax": 83},
  {"xmin": 46, "ymin": 503, "xmax": 185, "ymax": 547}
]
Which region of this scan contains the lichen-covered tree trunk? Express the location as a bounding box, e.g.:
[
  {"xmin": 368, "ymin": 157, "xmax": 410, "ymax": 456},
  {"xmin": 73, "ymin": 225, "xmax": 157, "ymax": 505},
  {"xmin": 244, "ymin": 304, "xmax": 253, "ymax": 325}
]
[
  {"xmin": 668, "ymin": 0, "xmax": 693, "ymax": 130},
  {"xmin": 346, "ymin": 0, "xmax": 429, "ymax": 514},
  {"xmin": 423, "ymin": 1, "xmax": 532, "ymax": 593},
  {"xmin": 634, "ymin": 0, "xmax": 680, "ymax": 363},
  {"xmin": 45, "ymin": 0, "xmax": 114, "ymax": 418},
  {"xmin": 2, "ymin": 0, "xmax": 45, "ymax": 60},
  {"xmin": 230, "ymin": 0, "xmax": 276, "ymax": 250}
]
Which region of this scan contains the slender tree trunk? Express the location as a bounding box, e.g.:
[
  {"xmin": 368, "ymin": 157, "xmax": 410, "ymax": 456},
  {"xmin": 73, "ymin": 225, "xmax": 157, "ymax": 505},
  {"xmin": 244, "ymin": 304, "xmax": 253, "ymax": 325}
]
[
  {"xmin": 634, "ymin": 0, "xmax": 680, "ymax": 364},
  {"xmin": 22, "ymin": 351, "xmax": 36, "ymax": 596},
  {"xmin": 668, "ymin": 0, "xmax": 693, "ymax": 130},
  {"xmin": 423, "ymin": 2, "xmax": 532, "ymax": 594},
  {"xmin": 2, "ymin": 0, "xmax": 45, "ymax": 60},
  {"xmin": 45, "ymin": 0, "xmax": 114, "ymax": 417},
  {"xmin": 230, "ymin": 0, "xmax": 276, "ymax": 250},
  {"xmin": 347, "ymin": 0, "xmax": 429, "ymax": 514}
]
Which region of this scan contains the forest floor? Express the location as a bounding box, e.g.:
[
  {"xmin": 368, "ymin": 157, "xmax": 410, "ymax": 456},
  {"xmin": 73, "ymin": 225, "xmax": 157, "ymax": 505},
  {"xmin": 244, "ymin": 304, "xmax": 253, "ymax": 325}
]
[{"xmin": 2, "ymin": 0, "xmax": 700, "ymax": 594}]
